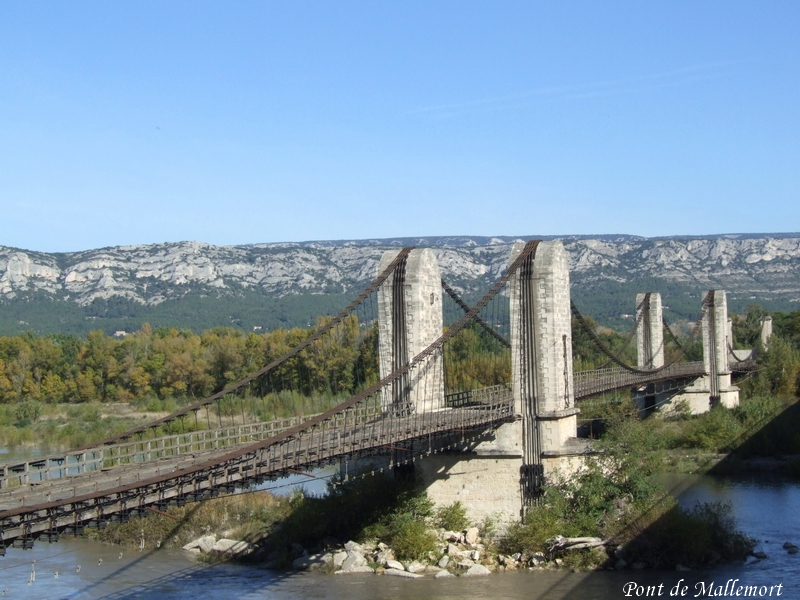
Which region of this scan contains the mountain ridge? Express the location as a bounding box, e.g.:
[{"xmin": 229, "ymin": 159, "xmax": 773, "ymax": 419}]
[{"xmin": 2, "ymin": 233, "xmax": 799, "ymax": 336}]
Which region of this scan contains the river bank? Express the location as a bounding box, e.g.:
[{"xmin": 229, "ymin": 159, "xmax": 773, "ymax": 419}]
[
  {"xmin": 0, "ymin": 401, "xmax": 179, "ymax": 452},
  {"xmin": 661, "ymin": 450, "xmax": 800, "ymax": 477}
]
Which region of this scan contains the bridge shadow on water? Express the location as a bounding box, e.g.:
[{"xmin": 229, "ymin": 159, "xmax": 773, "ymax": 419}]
[{"xmin": 59, "ymin": 495, "xmax": 304, "ymax": 600}]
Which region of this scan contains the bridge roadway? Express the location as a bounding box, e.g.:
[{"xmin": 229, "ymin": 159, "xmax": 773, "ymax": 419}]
[
  {"xmin": 0, "ymin": 386, "xmax": 514, "ymax": 547},
  {"xmin": 574, "ymin": 361, "xmax": 706, "ymax": 400},
  {"xmin": 0, "ymin": 363, "xmax": 715, "ymax": 493},
  {"xmin": 573, "ymin": 359, "xmax": 755, "ymax": 400}
]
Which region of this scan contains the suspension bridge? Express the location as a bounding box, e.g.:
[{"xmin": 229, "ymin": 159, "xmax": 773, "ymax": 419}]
[{"xmin": 0, "ymin": 241, "xmax": 765, "ymax": 553}]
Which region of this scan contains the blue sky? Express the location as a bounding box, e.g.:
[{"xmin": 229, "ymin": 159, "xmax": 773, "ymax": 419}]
[{"xmin": 1, "ymin": 1, "xmax": 798, "ymax": 252}]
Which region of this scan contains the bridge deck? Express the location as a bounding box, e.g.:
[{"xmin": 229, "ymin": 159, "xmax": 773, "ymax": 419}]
[
  {"xmin": 1, "ymin": 357, "xmax": 759, "ymax": 549},
  {"xmin": 574, "ymin": 359, "xmax": 756, "ymax": 400},
  {"xmin": 573, "ymin": 361, "xmax": 707, "ymax": 399},
  {"xmin": 0, "ymin": 387, "xmax": 514, "ymax": 545}
]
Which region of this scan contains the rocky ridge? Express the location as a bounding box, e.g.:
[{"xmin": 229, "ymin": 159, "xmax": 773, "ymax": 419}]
[
  {"xmin": 2, "ymin": 235, "xmax": 799, "ymax": 306},
  {"xmin": 1, "ymin": 235, "xmax": 798, "ymax": 333}
]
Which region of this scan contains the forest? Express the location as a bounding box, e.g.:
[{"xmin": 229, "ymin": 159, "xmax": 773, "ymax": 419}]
[{"xmin": 0, "ymin": 305, "xmax": 798, "ymax": 449}]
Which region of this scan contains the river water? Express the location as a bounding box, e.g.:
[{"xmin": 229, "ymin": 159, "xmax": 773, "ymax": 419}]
[{"xmin": 1, "ymin": 453, "xmax": 798, "ymax": 599}]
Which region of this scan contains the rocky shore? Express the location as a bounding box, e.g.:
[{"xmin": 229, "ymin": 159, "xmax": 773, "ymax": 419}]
[
  {"xmin": 180, "ymin": 526, "xmax": 573, "ymax": 577},
  {"xmin": 179, "ymin": 524, "xmax": 787, "ymax": 577}
]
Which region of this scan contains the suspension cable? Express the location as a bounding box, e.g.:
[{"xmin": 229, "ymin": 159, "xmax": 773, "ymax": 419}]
[
  {"xmin": 440, "ymin": 278, "xmax": 511, "ymax": 348},
  {"xmin": 570, "ymin": 292, "xmax": 711, "ymax": 374},
  {"xmin": 68, "ymin": 247, "xmax": 416, "ymax": 452}
]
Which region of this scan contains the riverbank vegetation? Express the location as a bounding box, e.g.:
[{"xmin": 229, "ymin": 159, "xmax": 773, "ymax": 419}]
[{"xmin": 500, "ymin": 397, "xmax": 763, "ymax": 570}]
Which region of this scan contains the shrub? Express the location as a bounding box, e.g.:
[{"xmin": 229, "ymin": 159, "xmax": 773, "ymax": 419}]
[
  {"xmin": 434, "ymin": 501, "xmax": 469, "ymax": 532},
  {"xmin": 679, "ymin": 406, "xmax": 744, "ymax": 451},
  {"xmin": 14, "ymin": 400, "xmax": 43, "ymax": 424},
  {"xmin": 735, "ymin": 395, "xmax": 783, "ymax": 429},
  {"xmin": 624, "ymin": 501, "xmax": 754, "ymax": 568},
  {"xmin": 391, "ymin": 519, "xmax": 438, "ymax": 561}
]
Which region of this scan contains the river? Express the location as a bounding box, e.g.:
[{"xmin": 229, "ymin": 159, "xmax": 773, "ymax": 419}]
[{"xmin": 1, "ymin": 457, "xmax": 798, "ymax": 599}]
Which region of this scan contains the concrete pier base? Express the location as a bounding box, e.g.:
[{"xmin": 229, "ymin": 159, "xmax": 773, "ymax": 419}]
[
  {"xmin": 638, "ymin": 377, "xmax": 740, "ymax": 415},
  {"xmin": 415, "ymin": 420, "xmax": 524, "ymax": 523}
]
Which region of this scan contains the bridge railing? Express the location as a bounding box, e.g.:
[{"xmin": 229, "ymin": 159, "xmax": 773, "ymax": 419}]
[
  {"xmin": 574, "ymin": 361, "xmax": 706, "ymax": 400},
  {"xmin": 0, "ymin": 388, "xmax": 516, "ymax": 515},
  {"xmin": 0, "ymin": 406, "xmax": 377, "ymax": 490},
  {"xmin": 0, "ymin": 385, "xmax": 517, "ymax": 494},
  {"xmin": 730, "ymin": 358, "xmax": 757, "ymax": 372},
  {"xmin": 444, "ymin": 384, "xmax": 511, "ymax": 408}
]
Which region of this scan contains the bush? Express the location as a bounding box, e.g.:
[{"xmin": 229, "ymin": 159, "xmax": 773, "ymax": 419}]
[
  {"xmin": 14, "ymin": 400, "xmax": 43, "ymax": 424},
  {"xmin": 434, "ymin": 501, "xmax": 469, "ymax": 532},
  {"xmin": 679, "ymin": 406, "xmax": 744, "ymax": 451},
  {"xmin": 391, "ymin": 519, "xmax": 438, "ymax": 561},
  {"xmin": 735, "ymin": 395, "xmax": 783, "ymax": 429},
  {"xmin": 624, "ymin": 501, "xmax": 754, "ymax": 568},
  {"xmin": 257, "ymin": 474, "xmax": 433, "ymax": 558}
]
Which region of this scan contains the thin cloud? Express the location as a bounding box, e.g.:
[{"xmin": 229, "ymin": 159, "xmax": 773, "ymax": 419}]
[{"xmin": 408, "ymin": 61, "xmax": 738, "ymax": 118}]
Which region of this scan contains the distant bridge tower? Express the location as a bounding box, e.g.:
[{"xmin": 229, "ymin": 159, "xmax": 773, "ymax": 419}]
[
  {"xmin": 702, "ymin": 290, "xmax": 739, "ymax": 408},
  {"xmin": 636, "ymin": 292, "xmax": 664, "ymax": 369},
  {"xmin": 377, "ymin": 248, "xmax": 444, "ymax": 413},
  {"xmin": 760, "ymin": 315, "xmax": 773, "ymax": 351},
  {"xmin": 632, "ymin": 292, "xmax": 666, "ymax": 415},
  {"xmin": 727, "ymin": 317, "xmax": 735, "ymax": 353},
  {"xmin": 668, "ymin": 290, "xmax": 740, "ymax": 413}
]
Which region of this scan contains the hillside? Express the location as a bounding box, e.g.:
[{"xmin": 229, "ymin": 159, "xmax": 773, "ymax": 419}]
[{"xmin": 1, "ymin": 234, "xmax": 799, "ymax": 336}]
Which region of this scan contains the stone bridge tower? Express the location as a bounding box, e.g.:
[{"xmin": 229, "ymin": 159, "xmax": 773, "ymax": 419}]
[
  {"xmin": 701, "ymin": 290, "xmax": 739, "ymax": 409},
  {"xmin": 636, "ymin": 292, "xmax": 664, "ymax": 370},
  {"xmin": 648, "ymin": 290, "xmax": 739, "ymax": 414},
  {"xmin": 416, "ymin": 241, "xmax": 585, "ymax": 522},
  {"xmin": 509, "ymin": 241, "xmax": 583, "ymax": 499},
  {"xmin": 377, "ymin": 248, "xmax": 444, "ymax": 413},
  {"xmin": 632, "ymin": 292, "xmax": 666, "ymax": 415}
]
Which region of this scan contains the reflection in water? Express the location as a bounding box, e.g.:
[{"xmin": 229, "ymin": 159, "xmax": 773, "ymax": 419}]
[
  {"xmin": 1, "ymin": 474, "xmax": 798, "ymax": 599},
  {"xmin": 0, "ymin": 446, "xmax": 45, "ymax": 465}
]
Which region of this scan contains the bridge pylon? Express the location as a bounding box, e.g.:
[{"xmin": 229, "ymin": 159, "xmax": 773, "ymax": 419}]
[
  {"xmin": 636, "ymin": 292, "xmax": 664, "ymax": 370},
  {"xmin": 509, "ymin": 241, "xmax": 585, "ymax": 495},
  {"xmin": 702, "ymin": 290, "xmax": 739, "ymax": 409},
  {"xmin": 632, "ymin": 292, "xmax": 668, "ymax": 415},
  {"xmin": 416, "ymin": 241, "xmax": 587, "ymax": 523},
  {"xmin": 760, "ymin": 315, "xmax": 773, "ymax": 351},
  {"xmin": 377, "ymin": 248, "xmax": 445, "ymax": 413},
  {"xmin": 658, "ymin": 290, "xmax": 740, "ymax": 414}
]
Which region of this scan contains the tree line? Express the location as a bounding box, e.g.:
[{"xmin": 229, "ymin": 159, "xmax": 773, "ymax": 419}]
[
  {"xmin": 1, "ymin": 306, "xmax": 798, "ymax": 407},
  {"xmin": 0, "ymin": 317, "xmax": 378, "ymax": 405}
]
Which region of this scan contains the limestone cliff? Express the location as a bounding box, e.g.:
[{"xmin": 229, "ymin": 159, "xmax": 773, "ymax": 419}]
[{"xmin": 1, "ymin": 234, "xmax": 798, "ymax": 333}]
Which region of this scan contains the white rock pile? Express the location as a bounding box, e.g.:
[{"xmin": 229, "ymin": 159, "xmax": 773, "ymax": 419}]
[
  {"xmin": 182, "ymin": 534, "xmax": 254, "ymax": 558},
  {"xmin": 276, "ymin": 527, "xmax": 551, "ymax": 577}
]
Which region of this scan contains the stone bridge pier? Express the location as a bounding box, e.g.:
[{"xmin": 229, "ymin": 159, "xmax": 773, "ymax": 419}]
[{"xmin": 415, "ymin": 241, "xmax": 586, "ymax": 523}]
